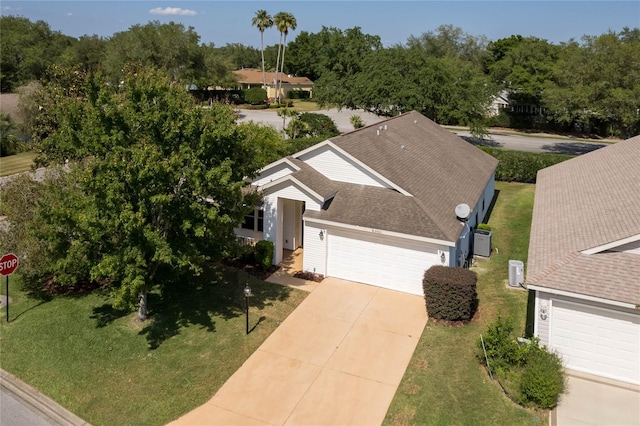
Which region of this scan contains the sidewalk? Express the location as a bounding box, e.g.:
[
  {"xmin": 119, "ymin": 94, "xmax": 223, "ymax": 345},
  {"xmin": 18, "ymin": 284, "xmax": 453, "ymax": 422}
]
[{"xmin": 0, "ymin": 369, "xmax": 90, "ymax": 426}]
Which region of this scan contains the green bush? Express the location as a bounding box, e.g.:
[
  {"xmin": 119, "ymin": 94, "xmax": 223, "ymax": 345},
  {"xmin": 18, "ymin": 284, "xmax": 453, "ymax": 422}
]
[
  {"xmin": 254, "ymin": 240, "xmax": 274, "ymax": 269},
  {"xmin": 287, "ymin": 90, "xmax": 310, "ymax": 99},
  {"xmin": 486, "ymin": 111, "xmax": 512, "ymax": 128},
  {"xmin": 296, "ymin": 113, "xmax": 339, "ymax": 138},
  {"xmin": 423, "ymin": 266, "xmax": 478, "ymax": 322},
  {"xmin": 242, "ymin": 88, "xmax": 267, "ymax": 105},
  {"xmin": 480, "ymin": 147, "xmax": 573, "ymax": 183},
  {"xmin": 479, "ymin": 316, "xmax": 567, "ymax": 410},
  {"xmin": 269, "ymin": 99, "xmax": 294, "ymax": 108},
  {"xmin": 520, "ymin": 347, "xmax": 566, "ymax": 409},
  {"xmin": 479, "ymin": 315, "xmax": 521, "ymax": 373}
]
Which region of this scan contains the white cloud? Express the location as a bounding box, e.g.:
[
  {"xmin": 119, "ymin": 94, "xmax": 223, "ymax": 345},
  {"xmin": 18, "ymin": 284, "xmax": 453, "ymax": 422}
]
[
  {"xmin": 149, "ymin": 7, "xmax": 197, "ymax": 16},
  {"xmin": 66, "ymin": 12, "xmax": 73, "ymax": 16}
]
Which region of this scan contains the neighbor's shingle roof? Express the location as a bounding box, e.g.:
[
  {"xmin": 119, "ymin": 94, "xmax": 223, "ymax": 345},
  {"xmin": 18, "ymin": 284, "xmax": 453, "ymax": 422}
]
[
  {"xmin": 233, "ymin": 68, "xmax": 313, "ymax": 85},
  {"xmin": 324, "ymin": 111, "xmax": 498, "ymax": 241},
  {"xmin": 527, "ymin": 135, "xmax": 640, "ymax": 305}
]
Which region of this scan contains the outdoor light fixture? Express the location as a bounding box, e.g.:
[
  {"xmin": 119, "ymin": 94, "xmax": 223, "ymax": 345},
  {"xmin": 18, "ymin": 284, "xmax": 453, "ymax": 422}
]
[
  {"xmin": 244, "ymin": 284, "xmax": 252, "ymax": 334},
  {"xmin": 539, "ymin": 305, "xmax": 548, "ymax": 320},
  {"xmin": 319, "ymin": 230, "xmax": 324, "ymax": 240},
  {"xmin": 440, "ymin": 252, "xmax": 446, "ymax": 263}
]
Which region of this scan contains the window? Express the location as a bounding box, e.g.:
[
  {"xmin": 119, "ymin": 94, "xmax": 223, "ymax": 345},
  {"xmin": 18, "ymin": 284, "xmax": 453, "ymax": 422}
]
[
  {"xmin": 257, "ymin": 209, "xmax": 264, "ymax": 232},
  {"xmin": 241, "ymin": 210, "xmax": 255, "ymax": 230},
  {"xmin": 241, "ymin": 208, "xmax": 264, "ymax": 232}
]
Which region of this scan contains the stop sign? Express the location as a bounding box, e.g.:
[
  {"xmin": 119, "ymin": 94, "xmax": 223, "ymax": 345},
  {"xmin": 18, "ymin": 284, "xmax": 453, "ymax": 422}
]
[{"xmin": 0, "ymin": 253, "xmax": 19, "ymax": 276}]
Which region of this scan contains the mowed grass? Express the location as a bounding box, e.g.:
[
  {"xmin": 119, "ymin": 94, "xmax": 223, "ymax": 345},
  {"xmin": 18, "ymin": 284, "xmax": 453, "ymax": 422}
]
[
  {"xmin": 384, "ymin": 182, "xmax": 542, "ymax": 426},
  {"xmin": 0, "ymin": 151, "xmax": 38, "ymax": 176},
  {"xmin": 0, "ymin": 265, "xmax": 307, "ymax": 426}
]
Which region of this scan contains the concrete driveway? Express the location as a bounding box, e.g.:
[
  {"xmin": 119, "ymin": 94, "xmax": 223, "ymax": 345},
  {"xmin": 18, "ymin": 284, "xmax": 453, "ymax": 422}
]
[
  {"xmin": 169, "ymin": 278, "xmax": 428, "ymax": 425},
  {"xmin": 553, "ymin": 371, "xmax": 640, "ymax": 425}
]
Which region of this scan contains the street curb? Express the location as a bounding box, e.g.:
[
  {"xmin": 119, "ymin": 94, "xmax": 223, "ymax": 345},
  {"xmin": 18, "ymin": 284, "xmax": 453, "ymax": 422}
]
[{"xmin": 0, "ymin": 369, "xmax": 90, "ymax": 426}]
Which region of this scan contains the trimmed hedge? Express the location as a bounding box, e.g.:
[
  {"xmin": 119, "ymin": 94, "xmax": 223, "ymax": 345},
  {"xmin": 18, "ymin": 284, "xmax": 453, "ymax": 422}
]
[
  {"xmin": 254, "ymin": 240, "xmax": 274, "ymax": 269},
  {"xmin": 423, "ymin": 266, "xmax": 478, "ymax": 322},
  {"xmin": 288, "ymin": 90, "xmax": 311, "ymax": 99},
  {"xmin": 480, "ymin": 147, "xmax": 574, "ymax": 183},
  {"xmin": 242, "ymin": 88, "xmax": 267, "ymax": 105}
]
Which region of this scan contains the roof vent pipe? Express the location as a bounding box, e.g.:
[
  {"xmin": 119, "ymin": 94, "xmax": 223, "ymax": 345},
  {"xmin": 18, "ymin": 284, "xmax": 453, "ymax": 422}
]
[
  {"xmin": 384, "ymin": 125, "xmax": 388, "ymax": 130},
  {"xmin": 377, "ymin": 130, "xmax": 380, "ymax": 136}
]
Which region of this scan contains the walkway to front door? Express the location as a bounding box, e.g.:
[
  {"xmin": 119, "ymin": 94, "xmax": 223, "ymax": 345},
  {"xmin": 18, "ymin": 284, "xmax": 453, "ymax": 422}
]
[{"xmin": 169, "ymin": 277, "xmax": 428, "ymax": 425}]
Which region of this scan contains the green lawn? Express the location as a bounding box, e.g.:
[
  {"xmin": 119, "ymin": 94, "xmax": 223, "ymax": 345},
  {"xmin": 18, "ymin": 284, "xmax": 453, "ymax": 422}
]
[
  {"xmin": 384, "ymin": 182, "xmax": 544, "ymax": 425},
  {"xmin": 0, "ymin": 151, "xmax": 38, "ymax": 176},
  {"xmin": 0, "ymin": 266, "xmax": 307, "ymax": 426}
]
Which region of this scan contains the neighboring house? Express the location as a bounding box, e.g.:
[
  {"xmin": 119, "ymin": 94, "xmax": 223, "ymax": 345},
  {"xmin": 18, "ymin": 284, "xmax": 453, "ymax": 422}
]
[
  {"xmin": 232, "ymin": 68, "xmax": 314, "ymax": 101},
  {"xmin": 488, "ymin": 90, "xmax": 546, "ymax": 117},
  {"xmin": 236, "ymin": 111, "xmax": 497, "ymax": 295},
  {"xmin": 527, "ymin": 134, "xmax": 640, "ymax": 386},
  {"xmin": 488, "ymin": 90, "xmax": 510, "ymax": 117}
]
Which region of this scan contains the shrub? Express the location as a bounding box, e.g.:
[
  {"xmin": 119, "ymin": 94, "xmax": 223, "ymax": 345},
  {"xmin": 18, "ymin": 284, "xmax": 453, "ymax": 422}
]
[
  {"xmin": 520, "ymin": 347, "xmax": 566, "ymax": 409},
  {"xmin": 479, "ymin": 315, "xmax": 521, "ymax": 373},
  {"xmin": 479, "ymin": 147, "xmax": 573, "ymax": 183},
  {"xmin": 254, "ymin": 240, "xmax": 274, "ymax": 269},
  {"xmin": 476, "ymin": 223, "xmax": 492, "ymax": 231},
  {"xmin": 287, "ymin": 90, "xmax": 310, "ymax": 99},
  {"xmin": 350, "ymin": 115, "xmax": 365, "ymax": 129},
  {"xmin": 297, "ymin": 113, "xmax": 339, "ymax": 138},
  {"xmin": 242, "ymin": 88, "xmax": 267, "ymax": 105},
  {"xmin": 423, "ymin": 266, "xmax": 478, "ymax": 322},
  {"xmin": 479, "ymin": 316, "xmax": 567, "ymax": 409}
]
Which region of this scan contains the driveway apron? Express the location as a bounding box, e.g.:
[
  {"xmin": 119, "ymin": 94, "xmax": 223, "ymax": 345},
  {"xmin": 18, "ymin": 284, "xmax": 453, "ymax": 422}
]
[{"xmin": 169, "ymin": 277, "xmax": 428, "ymax": 426}]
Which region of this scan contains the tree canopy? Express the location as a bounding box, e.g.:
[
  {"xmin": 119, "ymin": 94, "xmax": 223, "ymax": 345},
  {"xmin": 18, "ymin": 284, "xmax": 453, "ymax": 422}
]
[{"xmin": 4, "ymin": 66, "xmax": 282, "ymax": 319}]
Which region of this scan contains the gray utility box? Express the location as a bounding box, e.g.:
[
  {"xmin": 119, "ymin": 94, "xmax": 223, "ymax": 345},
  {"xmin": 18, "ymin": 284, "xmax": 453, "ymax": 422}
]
[
  {"xmin": 509, "ymin": 260, "xmax": 524, "ymax": 287},
  {"xmin": 474, "ymin": 230, "xmax": 492, "ymax": 257}
]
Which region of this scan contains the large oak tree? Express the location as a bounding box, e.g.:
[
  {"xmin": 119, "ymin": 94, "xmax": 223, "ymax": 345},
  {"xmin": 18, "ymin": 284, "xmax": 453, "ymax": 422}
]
[{"xmin": 8, "ymin": 66, "xmax": 282, "ymax": 319}]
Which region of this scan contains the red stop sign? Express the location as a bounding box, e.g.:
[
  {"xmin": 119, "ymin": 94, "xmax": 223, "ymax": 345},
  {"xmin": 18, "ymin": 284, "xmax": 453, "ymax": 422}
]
[{"xmin": 0, "ymin": 253, "xmax": 19, "ymax": 276}]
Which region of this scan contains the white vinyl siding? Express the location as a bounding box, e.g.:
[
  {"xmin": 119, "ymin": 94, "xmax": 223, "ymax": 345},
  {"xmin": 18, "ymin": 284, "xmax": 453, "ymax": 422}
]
[
  {"xmin": 253, "ymin": 161, "xmax": 297, "ymax": 187},
  {"xmin": 550, "ymin": 300, "xmax": 640, "ymax": 385},
  {"xmin": 325, "ymin": 227, "xmax": 443, "ymax": 295},
  {"xmin": 298, "ymin": 144, "xmax": 391, "ymax": 188},
  {"xmin": 302, "ymin": 222, "xmax": 327, "ymax": 276}
]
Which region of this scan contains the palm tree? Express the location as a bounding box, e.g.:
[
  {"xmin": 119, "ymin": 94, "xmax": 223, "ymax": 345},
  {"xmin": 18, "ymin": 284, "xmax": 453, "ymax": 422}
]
[
  {"xmin": 251, "ymin": 10, "xmax": 273, "ymax": 90},
  {"xmin": 276, "ymin": 12, "xmax": 297, "ymax": 103},
  {"xmin": 273, "ymin": 12, "xmax": 287, "ymax": 102}
]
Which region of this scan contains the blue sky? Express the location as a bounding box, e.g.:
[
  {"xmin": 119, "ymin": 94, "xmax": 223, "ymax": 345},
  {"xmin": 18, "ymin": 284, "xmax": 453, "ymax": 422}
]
[{"xmin": 2, "ymin": 1, "xmax": 639, "ymax": 47}]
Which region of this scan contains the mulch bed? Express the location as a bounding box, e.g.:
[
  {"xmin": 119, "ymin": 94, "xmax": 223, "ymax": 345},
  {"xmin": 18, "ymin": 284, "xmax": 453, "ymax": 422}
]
[{"xmin": 293, "ymin": 271, "xmax": 324, "ymax": 282}]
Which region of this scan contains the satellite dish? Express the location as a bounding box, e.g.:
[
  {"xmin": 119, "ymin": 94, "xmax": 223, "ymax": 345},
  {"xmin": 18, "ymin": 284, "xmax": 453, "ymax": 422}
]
[{"xmin": 455, "ymin": 203, "xmax": 471, "ymax": 221}]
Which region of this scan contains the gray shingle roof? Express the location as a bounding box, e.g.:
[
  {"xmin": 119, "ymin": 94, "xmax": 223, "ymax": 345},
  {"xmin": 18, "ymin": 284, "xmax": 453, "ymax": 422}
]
[
  {"xmin": 527, "ymin": 135, "xmax": 640, "ymax": 305},
  {"xmin": 324, "ymin": 111, "xmax": 498, "ymax": 241}
]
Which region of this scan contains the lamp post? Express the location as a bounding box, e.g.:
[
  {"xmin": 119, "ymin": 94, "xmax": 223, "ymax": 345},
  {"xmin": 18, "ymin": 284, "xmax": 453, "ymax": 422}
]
[{"xmin": 243, "ymin": 284, "xmax": 252, "ymax": 335}]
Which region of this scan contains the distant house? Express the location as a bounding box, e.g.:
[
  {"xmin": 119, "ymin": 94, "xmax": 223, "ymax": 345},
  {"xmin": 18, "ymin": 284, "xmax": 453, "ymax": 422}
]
[
  {"xmin": 527, "ymin": 134, "xmax": 640, "ymax": 385},
  {"xmin": 232, "ymin": 68, "xmax": 313, "ymax": 101},
  {"xmin": 236, "ymin": 111, "xmax": 497, "ymax": 295},
  {"xmin": 488, "ymin": 90, "xmax": 546, "ymax": 117}
]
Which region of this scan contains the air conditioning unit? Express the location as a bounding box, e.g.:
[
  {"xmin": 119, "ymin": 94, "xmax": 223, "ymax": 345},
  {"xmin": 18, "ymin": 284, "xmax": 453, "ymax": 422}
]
[
  {"xmin": 474, "ymin": 230, "xmax": 492, "ymax": 257},
  {"xmin": 508, "ymin": 260, "xmax": 524, "ymax": 287}
]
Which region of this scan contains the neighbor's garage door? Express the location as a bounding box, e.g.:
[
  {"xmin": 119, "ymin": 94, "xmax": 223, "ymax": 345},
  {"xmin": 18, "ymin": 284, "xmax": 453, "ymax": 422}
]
[
  {"xmin": 550, "ymin": 300, "xmax": 640, "ymax": 384},
  {"xmin": 326, "ymin": 228, "xmax": 437, "ymax": 295}
]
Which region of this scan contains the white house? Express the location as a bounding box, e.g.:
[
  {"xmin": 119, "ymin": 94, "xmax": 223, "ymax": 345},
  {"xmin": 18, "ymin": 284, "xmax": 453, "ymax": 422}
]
[
  {"xmin": 236, "ymin": 111, "xmax": 498, "ymax": 295},
  {"xmin": 527, "ymin": 134, "xmax": 640, "ymax": 386}
]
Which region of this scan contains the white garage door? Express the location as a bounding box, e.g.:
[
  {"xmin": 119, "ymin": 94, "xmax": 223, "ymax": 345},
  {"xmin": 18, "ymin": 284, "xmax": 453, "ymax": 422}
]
[
  {"xmin": 326, "ymin": 228, "xmax": 438, "ymax": 295},
  {"xmin": 550, "ymin": 300, "xmax": 640, "ymax": 385}
]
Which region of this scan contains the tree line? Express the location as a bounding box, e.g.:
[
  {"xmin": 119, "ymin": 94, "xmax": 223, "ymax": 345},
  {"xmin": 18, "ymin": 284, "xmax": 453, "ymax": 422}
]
[{"xmin": 2, "ymin": 15, "xmax": 638, "ymax": 137}]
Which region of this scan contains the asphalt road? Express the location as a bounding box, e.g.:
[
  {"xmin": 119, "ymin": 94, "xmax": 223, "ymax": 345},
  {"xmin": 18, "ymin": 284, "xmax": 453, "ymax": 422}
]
[{"xmin": 237, "ymin": 108, "xmax": 611, "ymax": 155}]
